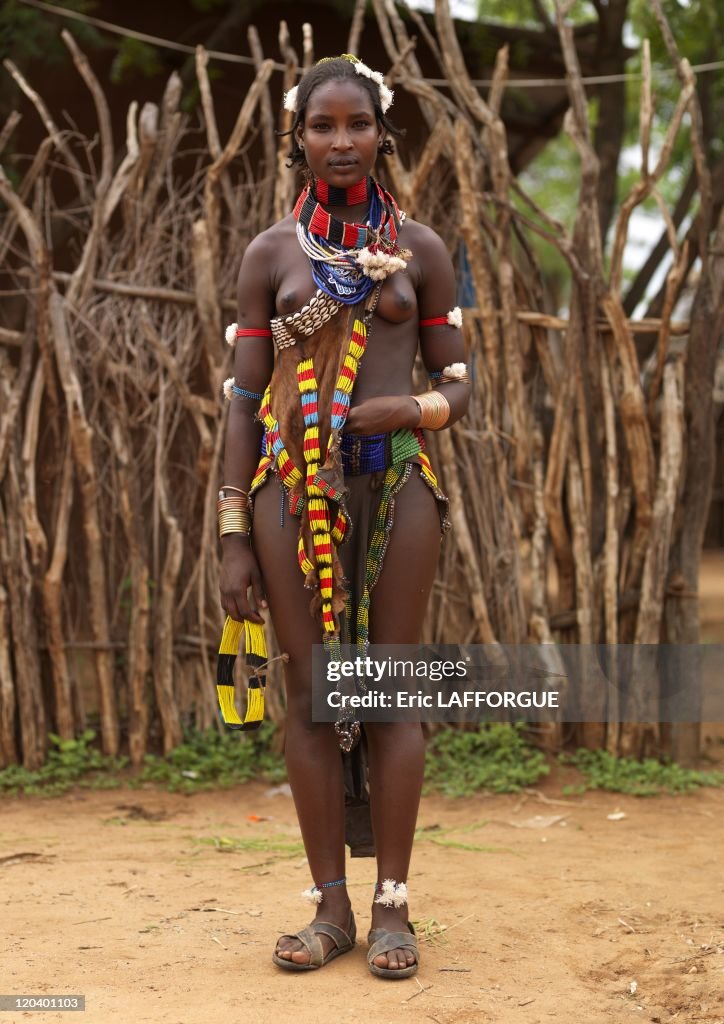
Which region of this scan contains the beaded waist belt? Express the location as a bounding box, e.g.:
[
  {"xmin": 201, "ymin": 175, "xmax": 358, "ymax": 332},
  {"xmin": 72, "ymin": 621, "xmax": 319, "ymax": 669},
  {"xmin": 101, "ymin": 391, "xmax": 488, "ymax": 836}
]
[{"xmin": 260, "ymin": 426, "xmax": 427, "ymax": 477}]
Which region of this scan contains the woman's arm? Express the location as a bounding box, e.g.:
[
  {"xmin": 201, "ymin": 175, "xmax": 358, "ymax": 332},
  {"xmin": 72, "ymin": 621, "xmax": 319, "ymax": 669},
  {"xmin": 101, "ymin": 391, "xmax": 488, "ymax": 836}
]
[
  {"xmin": 415, "ymin": 225, "xmax": 471, "ymax": 429},
  {"xmin": 344, "ymin": 224, "xmax": 471, "ymax": 435},
  {"xmin": 219, "ymin": 232, "xmax": 276, "ymax": 624}
]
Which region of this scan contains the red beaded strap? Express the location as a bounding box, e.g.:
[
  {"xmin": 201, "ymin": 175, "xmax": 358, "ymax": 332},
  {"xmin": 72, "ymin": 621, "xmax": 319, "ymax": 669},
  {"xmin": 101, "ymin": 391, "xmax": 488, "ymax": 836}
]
[
  {"xmin": 419, "ymin": 315, "xmax": 449, "ymax": 327},
  {"xmin": 236, "ymin": 328, "xmax": 272, "ymax": 338}
]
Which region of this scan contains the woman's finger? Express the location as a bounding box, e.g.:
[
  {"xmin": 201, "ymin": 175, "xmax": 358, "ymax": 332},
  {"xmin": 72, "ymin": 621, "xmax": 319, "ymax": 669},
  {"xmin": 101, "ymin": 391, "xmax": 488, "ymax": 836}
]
[{"xmin": 251, "ymin": 567, "xmax": 268, "ymax": 610}]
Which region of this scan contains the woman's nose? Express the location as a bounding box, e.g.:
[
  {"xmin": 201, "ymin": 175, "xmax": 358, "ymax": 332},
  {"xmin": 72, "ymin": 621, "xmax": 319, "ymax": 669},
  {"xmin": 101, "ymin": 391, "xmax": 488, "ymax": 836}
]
[{"xmin": 331, "ymin": 130, "xmax": 353, "ymax": 150}]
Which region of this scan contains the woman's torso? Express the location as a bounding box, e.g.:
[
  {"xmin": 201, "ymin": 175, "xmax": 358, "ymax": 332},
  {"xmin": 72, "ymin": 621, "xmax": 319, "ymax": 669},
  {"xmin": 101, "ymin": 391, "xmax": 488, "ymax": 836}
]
[{"xmin": 266, "ymin": 214, "xmax": 424, "ymax": 403}]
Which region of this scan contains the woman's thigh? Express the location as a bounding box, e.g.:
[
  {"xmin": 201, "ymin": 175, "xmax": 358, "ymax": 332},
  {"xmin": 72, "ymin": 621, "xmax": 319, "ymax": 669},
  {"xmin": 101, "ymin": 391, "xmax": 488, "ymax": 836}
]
[
  {"xmin": 368, "ymin": 469, "xmax": 442, "ymax": 645},
  {"xmin": 251, "ymin": 477, "xmax": 320, "ymax": 700}
]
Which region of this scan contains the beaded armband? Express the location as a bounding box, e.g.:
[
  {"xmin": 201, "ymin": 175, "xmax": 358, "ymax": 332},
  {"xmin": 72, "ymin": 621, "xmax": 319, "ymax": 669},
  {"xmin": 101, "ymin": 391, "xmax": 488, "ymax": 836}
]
[
  {"xmin": 429, "ymin": 362, "xmax": 471, "ymax": 386},
  {"xmin": 223, "ymin": 378, "xmax": 264, "ymax": 402},
  {"xmin": 419, "ymin": 306, "xmax": 463, "ymax": 329}
]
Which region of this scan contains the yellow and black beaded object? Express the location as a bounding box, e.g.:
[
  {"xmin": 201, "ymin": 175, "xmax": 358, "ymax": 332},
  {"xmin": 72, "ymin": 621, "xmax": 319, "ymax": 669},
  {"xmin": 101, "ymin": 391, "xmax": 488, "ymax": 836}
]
[{"xmin": 216, "ymin": 616, "xmax": 268, "ymax": 730}]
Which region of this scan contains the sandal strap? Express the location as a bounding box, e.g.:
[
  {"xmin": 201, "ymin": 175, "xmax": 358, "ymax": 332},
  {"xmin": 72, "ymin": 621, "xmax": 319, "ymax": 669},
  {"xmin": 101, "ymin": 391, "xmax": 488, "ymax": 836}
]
[
  {"xmin": 367, "ymin": 926, "xmax": 418, "ymax": 963},
  {"xmin": 277, "ymin": 915, "xmax": 356, "ymax": 968},
  {"xmin": 284, "ymin": 925, "xmax": 325, "ymax": 967},
  {"xmin": 310, "ymin": 918, "xmax": 356, "ymax": 947}
]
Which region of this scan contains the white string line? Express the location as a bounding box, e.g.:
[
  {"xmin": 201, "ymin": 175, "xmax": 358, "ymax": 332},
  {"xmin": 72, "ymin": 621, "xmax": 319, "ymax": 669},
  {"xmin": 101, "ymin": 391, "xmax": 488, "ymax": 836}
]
[{"xmin": 15, "ymin": 0, "xmax": 724, "ymax": 89}]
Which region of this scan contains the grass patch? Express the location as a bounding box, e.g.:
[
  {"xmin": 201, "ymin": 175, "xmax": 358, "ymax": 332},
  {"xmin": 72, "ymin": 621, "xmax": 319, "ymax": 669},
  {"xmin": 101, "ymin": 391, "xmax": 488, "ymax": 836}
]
[
  {"xmin": 134, "ymin": 723, "xmax": 285, "ymax": 793},
  {"xmin": 0, "ymin": 730, "xmax": 127, "ymax": 796},
  {"xmin": 423, "ymin": 722, "xmax": 550, "ymax": 797},
  {"xmin": 0, "ymin": 724, "xmax": 285, "ymax": 797},
  {"xmin": 195, "ymin": 834, "xmax": 304, "ymax": 858},
  {"xmin": 558, "ymin": 748, "xmax": 724, "ymax": 796}
]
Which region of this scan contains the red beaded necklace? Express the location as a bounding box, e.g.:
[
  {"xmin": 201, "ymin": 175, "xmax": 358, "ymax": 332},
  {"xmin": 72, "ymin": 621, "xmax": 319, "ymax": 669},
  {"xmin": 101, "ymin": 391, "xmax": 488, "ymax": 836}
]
[
  {"xmin": 293, "ymin": 177, "xmax": 402, "ymax": 249},
  {"xmin": 313, "ymin": 175, "xmax": 369, "ymax": 207}
]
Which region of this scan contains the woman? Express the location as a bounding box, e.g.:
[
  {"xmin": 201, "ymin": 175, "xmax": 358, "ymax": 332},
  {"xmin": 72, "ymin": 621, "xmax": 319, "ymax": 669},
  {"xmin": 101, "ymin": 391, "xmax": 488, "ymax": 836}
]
[{"xmin": 218, "ymin": 54, "xmax": 471, "ymax": 978}]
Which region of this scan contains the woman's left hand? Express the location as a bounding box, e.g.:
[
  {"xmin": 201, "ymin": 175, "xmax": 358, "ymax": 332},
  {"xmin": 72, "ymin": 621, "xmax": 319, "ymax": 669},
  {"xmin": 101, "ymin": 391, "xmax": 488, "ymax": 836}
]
[{"xmin": 344, "ymin": 395, "xmax": 420, "ymax": 436}]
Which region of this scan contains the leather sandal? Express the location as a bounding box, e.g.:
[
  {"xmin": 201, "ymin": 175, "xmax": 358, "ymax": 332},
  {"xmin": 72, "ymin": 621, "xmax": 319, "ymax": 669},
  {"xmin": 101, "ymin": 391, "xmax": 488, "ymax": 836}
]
[
  {"xmin": 366, "ymin": 921, "xmax": 419, "ymax": 979},
  {"xmin": 272, "ymin": 912, "xmax": 356, "ymax": 971}
]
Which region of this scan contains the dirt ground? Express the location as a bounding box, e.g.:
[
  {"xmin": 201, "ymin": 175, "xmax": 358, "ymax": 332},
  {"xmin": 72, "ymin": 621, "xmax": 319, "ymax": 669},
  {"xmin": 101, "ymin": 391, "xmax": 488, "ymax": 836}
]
[
  {"xmin": 2, "ymin": 552, "xmax": 723, "ymax": 1024},
  {"xmin": 2, "ymin": 769, "xmax": 723, "ymax": 1024}
]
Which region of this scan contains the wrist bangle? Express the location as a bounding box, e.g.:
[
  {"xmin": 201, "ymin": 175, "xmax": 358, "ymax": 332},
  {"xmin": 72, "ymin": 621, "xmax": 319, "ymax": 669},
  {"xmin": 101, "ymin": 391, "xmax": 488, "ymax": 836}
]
[
  {"xmin": 410, "ymin": 390, "xmax": 450, "ymax": 430},
  {"xmin": 217, "ymin": 493, "xmax": 251, "ymax": 537}
]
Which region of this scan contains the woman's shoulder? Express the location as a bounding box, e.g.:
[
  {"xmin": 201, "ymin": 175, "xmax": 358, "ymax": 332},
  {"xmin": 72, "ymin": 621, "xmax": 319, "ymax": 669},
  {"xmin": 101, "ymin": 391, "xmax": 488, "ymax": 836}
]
[
  {"xmin": 400, "ymin": 218, "xmax": 453, "ymax": 276},
  {"xmin": 241, "ymin": 215, "xmax": 296, "ymax": 261}
]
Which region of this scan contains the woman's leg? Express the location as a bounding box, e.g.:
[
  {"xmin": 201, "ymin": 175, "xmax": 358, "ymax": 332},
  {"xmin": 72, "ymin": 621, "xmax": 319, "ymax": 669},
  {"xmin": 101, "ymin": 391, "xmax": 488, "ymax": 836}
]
[
  {"xmin": 252, "ymin": 478, "xmax": 351, "ymax": 963},
  {"xmin": 365, "ymin": 469, "xmax": 442, "ymax": 970}
]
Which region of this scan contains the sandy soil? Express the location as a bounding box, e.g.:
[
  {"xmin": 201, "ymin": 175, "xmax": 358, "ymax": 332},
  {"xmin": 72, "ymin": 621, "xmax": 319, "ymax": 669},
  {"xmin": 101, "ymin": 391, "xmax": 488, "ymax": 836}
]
[
  {"xmin": 3, "ymin": 551, "xmax": 723, "ymax": 1024},
  {"xmin": 2, "ymin": 771, "xmax": 723, "ymax": 1024}
]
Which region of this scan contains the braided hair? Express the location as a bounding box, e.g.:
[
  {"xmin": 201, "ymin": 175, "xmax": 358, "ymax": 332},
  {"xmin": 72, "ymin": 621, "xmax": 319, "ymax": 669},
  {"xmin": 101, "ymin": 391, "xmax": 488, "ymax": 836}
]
[{"xmin": 281, "ymin": 56, "xmax": 404, "ymax": 169}]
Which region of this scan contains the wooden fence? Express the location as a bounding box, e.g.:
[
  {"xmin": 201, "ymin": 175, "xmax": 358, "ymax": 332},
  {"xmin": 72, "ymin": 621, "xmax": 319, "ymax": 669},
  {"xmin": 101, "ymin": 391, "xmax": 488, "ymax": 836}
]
[{"xmin": 1, "ymin": 0, "xmax": 722, "ymax": 769}]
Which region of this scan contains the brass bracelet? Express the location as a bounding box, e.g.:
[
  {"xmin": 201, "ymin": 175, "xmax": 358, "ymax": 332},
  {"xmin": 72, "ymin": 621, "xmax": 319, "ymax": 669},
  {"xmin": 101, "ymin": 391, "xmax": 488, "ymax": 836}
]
[
  {"xmin": 220, "ymin": 484, "xmax": 248, "ymax": 498},
  {"xmin": 217, "ymin": 494, "xmax": 251, "ymax": 537},
  {"xmin": 218, "ymin": 511, "xmax": 251, "ymax": 538},
  {"xmin": 412, "ymin": 390, "xmax": 450, "ymax": 430},
  {"xmin": 217, "ymin": 496, "xmax": 248, "ymax": 510}
]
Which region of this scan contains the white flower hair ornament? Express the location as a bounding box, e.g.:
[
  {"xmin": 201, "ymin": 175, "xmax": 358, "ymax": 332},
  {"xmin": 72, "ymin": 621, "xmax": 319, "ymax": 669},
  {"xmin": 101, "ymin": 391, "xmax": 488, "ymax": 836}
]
[
  {"xmin": 283, "ymin": 85, "xmax": 299, "ymax": 113},
  {"xmin": 282, "ymin": 57, "xmax": 394, "ymax": 115},
  {"xmin": 352, "ymin": 60, "xmax": 394, "ymax": 114}
]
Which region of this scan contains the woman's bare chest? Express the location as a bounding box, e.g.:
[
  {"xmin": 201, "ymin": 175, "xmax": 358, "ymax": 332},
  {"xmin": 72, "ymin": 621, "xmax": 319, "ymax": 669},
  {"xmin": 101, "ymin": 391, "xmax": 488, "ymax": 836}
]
[{"xmin": 274, "ymin": 232, "xmax": 419, "ymax": 328}]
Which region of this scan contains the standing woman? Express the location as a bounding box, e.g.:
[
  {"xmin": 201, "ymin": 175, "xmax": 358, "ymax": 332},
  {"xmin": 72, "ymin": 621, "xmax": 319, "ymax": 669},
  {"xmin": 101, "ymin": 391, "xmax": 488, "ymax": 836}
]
[{"xmin": 219, "ymin": 55, "xmax": 471, "ymax": 978}]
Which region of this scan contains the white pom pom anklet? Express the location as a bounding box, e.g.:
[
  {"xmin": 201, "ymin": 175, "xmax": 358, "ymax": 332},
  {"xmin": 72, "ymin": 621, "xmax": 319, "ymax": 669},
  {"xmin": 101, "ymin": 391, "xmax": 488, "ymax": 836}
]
[
  {"xmin": 373, "ymin": 878, "xmax": 408, "ymax": 908},
  {"xmin": 301, "ymin": 876, "xmax": 347, "ymax": 905}
]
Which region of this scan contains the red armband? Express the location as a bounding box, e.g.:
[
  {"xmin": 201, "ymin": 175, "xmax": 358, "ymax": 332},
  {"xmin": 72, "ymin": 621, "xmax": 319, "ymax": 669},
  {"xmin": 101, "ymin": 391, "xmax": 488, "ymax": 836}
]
[
  {"xmin": 419, "ymin": 307, "xmax": 463, "ymax": 329},
  {"xmin": 225, "ymin": 322, "xmax": 272, "ymax": 345}
]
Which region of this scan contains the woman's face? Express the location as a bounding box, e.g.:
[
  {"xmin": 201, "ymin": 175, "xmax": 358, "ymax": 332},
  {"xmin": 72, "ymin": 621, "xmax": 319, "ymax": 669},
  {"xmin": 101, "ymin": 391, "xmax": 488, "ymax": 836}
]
[{"xmin": 298, "ymin": 78, "xmax": 383, "ymax": 186}]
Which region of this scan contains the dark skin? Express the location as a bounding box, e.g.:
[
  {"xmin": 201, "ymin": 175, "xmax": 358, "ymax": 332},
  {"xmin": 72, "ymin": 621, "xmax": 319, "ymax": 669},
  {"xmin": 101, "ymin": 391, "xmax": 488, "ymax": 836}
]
[{"xmin": 220, "ymin": 78, "xmax": 471, "ymax": 970}]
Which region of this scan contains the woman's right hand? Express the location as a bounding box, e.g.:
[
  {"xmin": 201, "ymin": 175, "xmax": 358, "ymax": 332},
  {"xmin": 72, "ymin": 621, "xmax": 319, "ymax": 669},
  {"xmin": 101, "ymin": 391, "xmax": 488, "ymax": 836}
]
[{"xmin": 219, "ymin": 536, "xmax": 268, "ymax": 625}]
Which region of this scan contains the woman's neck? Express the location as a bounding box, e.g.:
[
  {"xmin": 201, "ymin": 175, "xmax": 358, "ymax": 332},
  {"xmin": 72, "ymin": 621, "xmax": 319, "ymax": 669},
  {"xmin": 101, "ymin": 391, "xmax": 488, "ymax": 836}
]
[{"xmin": 314, "ymin": 175, "xmax": 369, "ymax": 207}]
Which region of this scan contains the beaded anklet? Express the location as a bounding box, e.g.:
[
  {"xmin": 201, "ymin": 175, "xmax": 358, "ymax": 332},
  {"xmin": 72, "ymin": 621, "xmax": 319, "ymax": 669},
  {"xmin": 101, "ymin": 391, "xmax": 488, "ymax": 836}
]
[
  {"xmin": 373, "ymin": 878, "xmax": 408, "ymax": 908},
  {"xmin": 301, "ymin": 876, "xmax": 347, "ymax": 905}
]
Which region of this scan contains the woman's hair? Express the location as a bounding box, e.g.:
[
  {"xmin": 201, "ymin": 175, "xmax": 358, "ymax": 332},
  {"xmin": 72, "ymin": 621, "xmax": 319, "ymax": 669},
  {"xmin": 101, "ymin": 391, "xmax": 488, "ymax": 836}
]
[{"xmin": 281, "ymin": 57, "xmax": 405, "ymax": 169}]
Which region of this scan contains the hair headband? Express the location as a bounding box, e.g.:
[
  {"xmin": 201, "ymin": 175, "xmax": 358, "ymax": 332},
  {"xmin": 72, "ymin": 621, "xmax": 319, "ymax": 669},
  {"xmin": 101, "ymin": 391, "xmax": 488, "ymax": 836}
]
[{"xmin": 283, "ymin": 53, "xmax": 394, "ymax": 115}]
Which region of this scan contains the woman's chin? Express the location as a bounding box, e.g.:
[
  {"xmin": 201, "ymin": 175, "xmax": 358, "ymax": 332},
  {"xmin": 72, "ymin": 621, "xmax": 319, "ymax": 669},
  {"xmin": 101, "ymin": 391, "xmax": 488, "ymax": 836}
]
[{"xmin": 324, "ymin": 163, "xmax": 364, "ymax": 181}]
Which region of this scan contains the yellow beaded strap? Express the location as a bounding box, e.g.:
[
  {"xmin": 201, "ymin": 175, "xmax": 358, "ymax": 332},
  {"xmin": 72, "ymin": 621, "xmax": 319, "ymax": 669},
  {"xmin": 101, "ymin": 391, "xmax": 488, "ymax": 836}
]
[{"xmin": 216, "ymin": 616, "xmax": 268, "ymax": 730}]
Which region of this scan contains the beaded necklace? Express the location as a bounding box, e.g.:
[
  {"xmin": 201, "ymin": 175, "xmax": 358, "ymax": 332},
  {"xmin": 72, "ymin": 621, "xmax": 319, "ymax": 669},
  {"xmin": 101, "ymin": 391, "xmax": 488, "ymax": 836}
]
[
  {"xmin": 313, "ymin": 175, "xmax": 369, "ymax": 207},
  {"xmin": 293, "ymin": 175, "xmax": 405, "ymax": 305}
]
